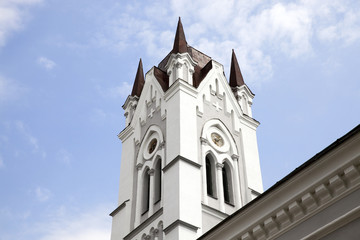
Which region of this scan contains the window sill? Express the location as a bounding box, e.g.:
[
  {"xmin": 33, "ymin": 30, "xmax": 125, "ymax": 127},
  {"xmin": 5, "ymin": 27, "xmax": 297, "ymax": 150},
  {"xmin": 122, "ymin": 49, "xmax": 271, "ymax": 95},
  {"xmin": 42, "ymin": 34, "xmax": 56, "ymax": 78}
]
[
  {"xmin": 225, "ymin": 201, "xmax": 235, "ymax": 207},
  {"xmin": 207, "ymin": 194, "xmax": 218, "ymax": 200}
]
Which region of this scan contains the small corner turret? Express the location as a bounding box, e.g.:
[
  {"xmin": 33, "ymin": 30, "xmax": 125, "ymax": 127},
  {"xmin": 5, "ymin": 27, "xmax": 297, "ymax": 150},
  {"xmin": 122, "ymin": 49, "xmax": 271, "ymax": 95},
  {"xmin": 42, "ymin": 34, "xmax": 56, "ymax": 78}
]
[
  {"xmin": 164, "ymin": 17, "xmax": 197, "ymax": 86},
  {"xmin": 123, "ymin": 58, "xmax": 145, "ymax": 126},
  {"xmin": 229, "ymin": 50, "xmax": 255, "ymax": 117}
]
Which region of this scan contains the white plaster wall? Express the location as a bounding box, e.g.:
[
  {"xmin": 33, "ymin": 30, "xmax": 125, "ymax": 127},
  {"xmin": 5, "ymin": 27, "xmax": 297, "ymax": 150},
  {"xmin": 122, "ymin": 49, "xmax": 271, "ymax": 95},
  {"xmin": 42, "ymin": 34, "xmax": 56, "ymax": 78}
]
[
  {"xmin": 118, "ymin": 136, "xmax": 135, "ymax": 204},
  {"xmin": 164, "ymin": 88, "xmax": 180, "ymax": 163},
  {"xmin": 178, "ymin": 160, "xmax": 202, "ymax": 226},
  {"xmin": 110, "ymin": 205, "xmax": 131, "ymax": 240},
  {"xmin": 201, "ymin": 209, "xmax": 227, "ymax": 234},
  {"xmin": 163, "ymin": 160, "xmax": 180, "ymax": 227},
  {"xmin": 178, "ymin": 85, "xmax": 198, "ymax": 161},
  {"xmin": 240, "ymin": 123, "xmax": 263, "ymax": 193}
]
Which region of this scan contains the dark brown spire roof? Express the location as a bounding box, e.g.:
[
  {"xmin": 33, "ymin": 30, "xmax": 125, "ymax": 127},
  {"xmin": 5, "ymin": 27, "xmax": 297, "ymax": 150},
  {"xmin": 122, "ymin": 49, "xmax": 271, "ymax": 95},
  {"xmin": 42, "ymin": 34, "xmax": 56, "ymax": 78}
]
[
  {"xmin": 229, "ymin": 49, "xmax": 245, "ymax": 87},
  {"xmin": 153, "ymin": 67, "xmax": 169, "ymax": 92},
  {"xmin": 172, "ymin": 17, "xmax": 188, "ymax": 54},
  {"xmin": 131, "ymin": 58, "xmax": 145, "ymax": 97},
  {"xmin": 149, "ymin": 19, "xmax": 214, "ymax": 92}
]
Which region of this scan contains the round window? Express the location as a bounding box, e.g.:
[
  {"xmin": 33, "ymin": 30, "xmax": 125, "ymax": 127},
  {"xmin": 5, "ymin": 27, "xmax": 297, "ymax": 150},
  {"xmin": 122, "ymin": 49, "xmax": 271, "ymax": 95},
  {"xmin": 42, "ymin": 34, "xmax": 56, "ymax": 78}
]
[
  {"xmin": 148, "ymin": 138, "xmax": 158, "ymax": 154},
  {"xmin": 211, "ymin": 132, "xmax": 224, "ymax": 147}
]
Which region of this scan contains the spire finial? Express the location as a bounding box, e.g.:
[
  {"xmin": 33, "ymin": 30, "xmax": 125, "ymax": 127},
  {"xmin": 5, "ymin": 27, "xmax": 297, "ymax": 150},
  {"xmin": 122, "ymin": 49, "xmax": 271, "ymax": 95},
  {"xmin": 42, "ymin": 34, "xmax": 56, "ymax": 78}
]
[
  {"xmin": 172, "ymin": 17, "xmax": 188, "ymax": 53},
  {"xmin": 229, "ymin": 49, "xmax": 245, "ymax": 87},
  {"xmin": 131, "ymin": 58, "xmax": 145, "ymax": 97}
]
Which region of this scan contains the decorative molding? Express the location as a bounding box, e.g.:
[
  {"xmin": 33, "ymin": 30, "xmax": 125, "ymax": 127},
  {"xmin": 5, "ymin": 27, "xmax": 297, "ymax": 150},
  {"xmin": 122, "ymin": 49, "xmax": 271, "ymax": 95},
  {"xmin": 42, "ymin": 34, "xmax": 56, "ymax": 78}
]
[
  {"xmin": 163, "ymin": 155, "xmax": 201, "ymax": 172},
  {"xmin": 148, "ymin": 108, "xmax": 155, "ymax": 118},
  {"xmin": 235, "ymin": 162, "xmax": 360, "ymax": 240},
  {"xmin": 159, "ymin": 140, "xmax": 166, "ymax": 150},
  {"xmin": 200, "ymin": 137, "xmax": 208, "ymax": 145},
  {"xmin": 300, "ymin": 205, "xmax": 360, "ymax": 239},
  {"xmin": 216, "ymin": 163, "xmax": 224, "ymax": 170},
  {"xmin": 164, "ymin": 77, "xmax": 197, "ymax": 102},
  {"xmin": 109, "ymin": 199, "xmax": 130, "ymax": 217},
  {"xmin": 148, "ymin": 169, "xmax": 155, "ymax": 176},
  {"xmin": 202, "ymin": 203, "xmax": 229, "ymax": 219},
  {"xmin": 163, "ymin": 219, "xmax": 199, "ymax": 235},
  {"xmin": 124, "ymin": 208, "xmax": 163, "ymax": 240},
  {"xmin": 118, "ymin": 125, "xmax": 135, "ymax": 142},
  {"xmin": 231, "ymin": 154, "xmax": 239, "ymax": 161},
  {"xmin": 136, "ymin": 163, "xmax": 144, "ymax": 170}
]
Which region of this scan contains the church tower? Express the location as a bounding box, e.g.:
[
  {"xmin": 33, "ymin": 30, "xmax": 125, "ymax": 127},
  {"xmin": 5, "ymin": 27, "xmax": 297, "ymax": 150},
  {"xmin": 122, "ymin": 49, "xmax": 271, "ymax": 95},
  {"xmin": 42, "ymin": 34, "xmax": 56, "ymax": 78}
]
[{"xmin": 110, "ymin": 18, "xmax": 263, "ymax": 240}]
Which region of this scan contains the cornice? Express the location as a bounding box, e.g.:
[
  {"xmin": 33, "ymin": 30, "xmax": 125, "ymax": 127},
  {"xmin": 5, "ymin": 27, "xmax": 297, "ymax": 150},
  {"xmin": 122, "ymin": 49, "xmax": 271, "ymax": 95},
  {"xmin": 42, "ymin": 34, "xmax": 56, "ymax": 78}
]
[
  {"xmin": 109, "ymin": 199, "xmax": 130, "ymax": 217},
  {"xmin": 118, "ymin": 125, "xmax": 134, "ymax": 142},
  {"xmin": 163, "ymin": 155, "xmax": 201, "ymax": 173},
  {"xmin": 164, "ymin": 78, "xmax": 198, "ymax": 101},
  {"xmin": 124, "ymin": 208, "xmax": 163, "ymax": 240}
]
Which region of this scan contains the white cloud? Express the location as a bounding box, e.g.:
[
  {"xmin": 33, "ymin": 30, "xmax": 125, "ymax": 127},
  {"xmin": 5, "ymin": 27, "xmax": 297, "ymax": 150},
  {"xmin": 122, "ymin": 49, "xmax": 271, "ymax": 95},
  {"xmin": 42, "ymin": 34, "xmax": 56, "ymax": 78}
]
[
  {"xmin": 57, "ymin": 149, "xmax": 72, "ymax": 165},
  {"xmin": 0, "ymin": 0, "xmax": 43, "ymax": 48},
  {"xmin": 15, "ymin": 120, "xmax": 39, "ymax": 150},
  {"xmin": 0, "ymin": 75, "xmax": 24, "ymax": 103},
  {"xmin": 91, "ymin": 0, "xmax": 359, "ymax": 86},
  {"xmin": 37, "ymin": 57, "xmax": 56, "ymax": 70},
  {"xmin": 34, "ymin": 186, "xmax": 52, "ymax": 202},
  {"xmin": 34, "ymin": 205, "xmax": 111, "ymax": 240},
  {"xmin": 15, "ymin": 120, "xmax": 46, "ymax": 157}
]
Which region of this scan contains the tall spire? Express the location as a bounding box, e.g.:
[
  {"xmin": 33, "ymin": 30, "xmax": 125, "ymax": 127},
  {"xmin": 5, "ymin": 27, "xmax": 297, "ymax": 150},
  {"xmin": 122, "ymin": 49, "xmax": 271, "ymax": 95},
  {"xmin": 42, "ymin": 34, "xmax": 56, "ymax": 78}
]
[
  {"xmin": 172, "ymin": 17, "xmax": 188, "ymax": 53},
  {"xmin": 229, "ymin": 49, "xmax": 245, "ymax": 87},
  {"xmin": 131, "ymin": 58, "xmax": 145, "ymax": 97}
]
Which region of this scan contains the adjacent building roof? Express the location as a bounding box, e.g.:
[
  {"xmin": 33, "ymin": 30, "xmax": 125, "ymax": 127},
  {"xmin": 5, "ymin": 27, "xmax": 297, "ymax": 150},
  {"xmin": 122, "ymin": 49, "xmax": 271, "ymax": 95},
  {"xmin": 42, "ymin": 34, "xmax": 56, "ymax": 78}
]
[{"xmin": 198, "ymin": 123, "xmax": 360, "ymax": 239}]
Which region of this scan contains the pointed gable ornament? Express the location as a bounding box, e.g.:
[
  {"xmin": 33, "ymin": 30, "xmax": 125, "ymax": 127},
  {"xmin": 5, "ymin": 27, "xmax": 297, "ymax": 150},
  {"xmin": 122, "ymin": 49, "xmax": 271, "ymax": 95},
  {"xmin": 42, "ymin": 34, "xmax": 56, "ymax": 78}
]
[
  {"xmin": 229, "ymin": 49, "xmax": 245, "ymax": 87},
  {"xmin": 131, "ymin": 58, "xmax": 145, "ymax": 97}
]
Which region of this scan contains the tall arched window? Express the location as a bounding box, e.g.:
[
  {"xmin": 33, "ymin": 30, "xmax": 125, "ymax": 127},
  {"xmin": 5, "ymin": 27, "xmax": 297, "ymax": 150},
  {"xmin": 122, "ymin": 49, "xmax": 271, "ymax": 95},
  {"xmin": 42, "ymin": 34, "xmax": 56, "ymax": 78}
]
[
  {"xmin": 142, "ymin": 169, "xmax": 150, "ymax": 214},
  {"xmin": 206, "ymin": 154, "xmax": 217, "ymax": 198},
  {"xmin": 222, "ymin": 162, "xmax": 234, "ymax": 205},
  {"xmin": 154, "ymin": 159, "xmax": 162, "ymax": 203}
]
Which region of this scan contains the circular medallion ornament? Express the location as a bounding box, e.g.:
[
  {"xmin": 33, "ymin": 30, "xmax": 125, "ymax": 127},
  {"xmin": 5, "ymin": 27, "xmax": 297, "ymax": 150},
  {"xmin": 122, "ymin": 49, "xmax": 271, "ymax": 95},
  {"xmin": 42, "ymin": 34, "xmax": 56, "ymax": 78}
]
[
  {"xmin": 148, "ymin": 138, "xmax": 158, "ymax": 154},
  {"xmin": 211, "ymin": 132, "xmax": 224, "ymax": 147}
]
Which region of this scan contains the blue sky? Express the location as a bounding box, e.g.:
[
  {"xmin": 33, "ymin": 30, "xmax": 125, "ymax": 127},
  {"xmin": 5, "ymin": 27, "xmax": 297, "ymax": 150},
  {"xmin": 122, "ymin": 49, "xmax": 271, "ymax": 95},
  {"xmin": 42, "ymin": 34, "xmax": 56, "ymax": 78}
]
[{"xmin": 0, "ymin": 0, "xmax": 359, "ymax": 239}]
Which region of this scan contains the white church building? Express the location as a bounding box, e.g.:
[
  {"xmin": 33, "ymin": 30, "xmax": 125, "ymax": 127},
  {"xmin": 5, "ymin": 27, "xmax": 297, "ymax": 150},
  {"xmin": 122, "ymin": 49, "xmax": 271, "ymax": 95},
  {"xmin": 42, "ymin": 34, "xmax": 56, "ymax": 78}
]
[{"xmin": 110, "ymin": 18, "xmax": 360, "ymax": 240}]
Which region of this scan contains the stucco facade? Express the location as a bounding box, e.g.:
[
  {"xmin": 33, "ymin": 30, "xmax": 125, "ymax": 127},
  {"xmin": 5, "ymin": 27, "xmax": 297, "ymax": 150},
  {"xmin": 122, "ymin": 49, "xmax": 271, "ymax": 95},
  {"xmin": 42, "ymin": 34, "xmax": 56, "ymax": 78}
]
[
  {"xmin": 110, "ymin": 18, "xmax": 360, "ymax": 240},
  {"xmin": 110, "ymin": 18, "xmax": 263, "ymax": 240}
]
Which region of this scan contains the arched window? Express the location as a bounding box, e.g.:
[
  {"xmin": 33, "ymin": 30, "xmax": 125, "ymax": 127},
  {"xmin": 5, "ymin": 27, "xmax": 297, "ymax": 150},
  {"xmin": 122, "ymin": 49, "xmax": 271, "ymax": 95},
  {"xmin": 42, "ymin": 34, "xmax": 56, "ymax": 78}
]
[
  {"xmin": 206, "ymin": 154, "xmax": 217, "ymax": 198},
  {"xmin": 154, "ymin": 159, "xmax": 162, "ymax": 203},
  {"xmin": 142, "ymin": 169, "xmax": 150, "ymax": 214},
  {"xmin": 222, "ymin": 162, "xmax": 234, "ymax": 205}
]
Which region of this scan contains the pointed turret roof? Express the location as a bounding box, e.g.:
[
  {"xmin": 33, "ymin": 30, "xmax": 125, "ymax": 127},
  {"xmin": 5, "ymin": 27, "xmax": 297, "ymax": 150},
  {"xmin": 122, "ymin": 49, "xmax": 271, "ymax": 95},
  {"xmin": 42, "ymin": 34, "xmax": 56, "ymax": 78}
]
[
  {"xmin": 131, "ymin": 58, "xmax": 145, "ymax": 97},
  {"xmin": 229, "ymin": 49, "xmax": 245, "ymax": 87},
  {"xmin": 172, "ymin": 17, "xmax": 188, "ymax": 54}
]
